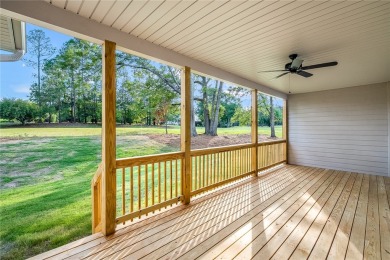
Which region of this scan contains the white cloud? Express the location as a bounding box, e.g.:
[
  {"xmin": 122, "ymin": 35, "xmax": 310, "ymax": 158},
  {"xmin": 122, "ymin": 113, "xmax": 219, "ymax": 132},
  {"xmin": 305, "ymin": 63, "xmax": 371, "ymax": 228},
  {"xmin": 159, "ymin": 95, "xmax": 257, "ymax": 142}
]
[{"xmin": 14, "ymin": 85, "xmax": 30, "ymax": 94}]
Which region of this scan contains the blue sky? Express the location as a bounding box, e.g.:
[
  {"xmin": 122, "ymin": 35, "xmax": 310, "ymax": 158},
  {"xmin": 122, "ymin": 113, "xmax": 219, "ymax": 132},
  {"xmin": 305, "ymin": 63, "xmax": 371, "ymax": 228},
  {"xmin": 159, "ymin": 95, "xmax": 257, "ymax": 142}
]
[{"xmin": 0, "ymin": 23, "xmax": 72, "ymax": 100}]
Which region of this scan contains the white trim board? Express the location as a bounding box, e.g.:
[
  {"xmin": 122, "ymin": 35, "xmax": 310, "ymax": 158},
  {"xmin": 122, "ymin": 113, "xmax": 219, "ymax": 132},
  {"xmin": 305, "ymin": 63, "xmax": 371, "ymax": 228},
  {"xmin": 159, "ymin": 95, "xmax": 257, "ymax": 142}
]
[{"xmin": 0, "ymin": 0, "xmax": 286, "ymax": 99}]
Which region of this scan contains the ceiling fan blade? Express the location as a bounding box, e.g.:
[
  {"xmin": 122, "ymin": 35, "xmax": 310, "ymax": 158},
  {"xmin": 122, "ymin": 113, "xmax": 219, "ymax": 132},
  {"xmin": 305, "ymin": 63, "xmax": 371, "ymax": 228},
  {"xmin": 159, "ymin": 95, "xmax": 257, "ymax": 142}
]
[
  {"xmin": 291, "ymin": 58, "xmax": 303, "ymax": 69},
  {"xmin": 275, "ymin": 72, "xmax": 289, "ymax": 79},
  {"xmin": 297, "ymin": 70, "xmax": 313, "ymax": 78},
  {"xmin": 258, "ymin": 70, "xmax": 287, "ymax": 73},
  {"xmin": 301, "ymin": 61, "xmax": 338, "ymax": 70}
]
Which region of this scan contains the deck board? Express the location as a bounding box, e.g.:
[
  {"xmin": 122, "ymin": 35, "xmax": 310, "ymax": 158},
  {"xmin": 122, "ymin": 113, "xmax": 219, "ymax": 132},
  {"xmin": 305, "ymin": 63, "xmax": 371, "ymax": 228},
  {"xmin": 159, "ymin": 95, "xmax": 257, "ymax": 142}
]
[{"xmin": 29, "ymin": 165, "xmax": 390, "ymax": 260}]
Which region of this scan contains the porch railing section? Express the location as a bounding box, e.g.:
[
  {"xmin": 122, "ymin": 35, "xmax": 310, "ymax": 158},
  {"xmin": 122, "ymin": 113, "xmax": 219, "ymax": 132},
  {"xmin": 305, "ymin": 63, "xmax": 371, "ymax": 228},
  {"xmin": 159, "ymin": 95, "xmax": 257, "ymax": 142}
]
[
  {"xmin": 115, "ymin": 152, "xmax": 184, "ymax": 224},
  {"xmin": 91, "ymin": 163, "xmax": 102, "ymax": 233},
  {"xmin": 92, "ymin": 139, "xmax": 287, "ymax": 232},
  {"xmin": 190, "ymin": 144, "xmax": 254, "ymax": 196},
  {"xmin": 258, "ymin": 140, "xmax": 287, "ymax": 170}
]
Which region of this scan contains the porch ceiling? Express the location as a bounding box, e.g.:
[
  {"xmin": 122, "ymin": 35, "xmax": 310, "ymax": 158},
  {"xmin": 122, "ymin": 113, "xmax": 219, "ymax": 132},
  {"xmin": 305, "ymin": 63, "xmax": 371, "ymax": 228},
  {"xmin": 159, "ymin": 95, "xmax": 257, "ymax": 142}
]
[{"xmin": 6, "ymin": 1, "xmax": 390, "ymax": 94}]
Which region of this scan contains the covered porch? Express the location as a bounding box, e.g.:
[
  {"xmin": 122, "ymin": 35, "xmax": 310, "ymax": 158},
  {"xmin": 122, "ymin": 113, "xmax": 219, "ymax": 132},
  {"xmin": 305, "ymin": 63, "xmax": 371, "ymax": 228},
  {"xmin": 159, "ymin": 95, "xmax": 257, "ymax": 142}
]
[
  {"xmin": 1, "ymin": 1, "xmax": 389, "ymax": 259},
  {"xmin": 32, "ymin": 165, "xmax": 390, "ymax": 259}
]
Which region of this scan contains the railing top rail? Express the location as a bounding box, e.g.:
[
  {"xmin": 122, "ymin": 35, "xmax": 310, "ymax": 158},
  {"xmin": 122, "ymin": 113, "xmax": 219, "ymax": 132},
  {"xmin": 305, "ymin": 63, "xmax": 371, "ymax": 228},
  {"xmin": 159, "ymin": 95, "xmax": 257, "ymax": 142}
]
[
  {"xmin": 190, "ymin": 143, "xmax": 254, "ymax": 156},
  {"xmin": 257, "ymin": 139, "xmax": 286, "ymax": 146},
  {"xmin": 116, "ymin": 151, "xmax": 185, "ymax": 168},
  {"xmin": 115, "ymin": 139, "xmax": 287, "ymax": 168}
]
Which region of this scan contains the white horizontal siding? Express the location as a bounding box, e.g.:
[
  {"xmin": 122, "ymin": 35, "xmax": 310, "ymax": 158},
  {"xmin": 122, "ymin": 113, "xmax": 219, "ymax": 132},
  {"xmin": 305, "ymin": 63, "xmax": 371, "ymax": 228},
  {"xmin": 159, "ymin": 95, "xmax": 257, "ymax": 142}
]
[{"xmin": 288, "ymin": 82, "xmax": 389, "ymax": 176}]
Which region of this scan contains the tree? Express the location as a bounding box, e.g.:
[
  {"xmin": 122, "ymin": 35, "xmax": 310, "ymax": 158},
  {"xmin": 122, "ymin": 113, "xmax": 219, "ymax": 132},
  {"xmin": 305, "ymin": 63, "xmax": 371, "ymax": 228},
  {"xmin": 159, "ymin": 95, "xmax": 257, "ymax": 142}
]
[
  {"xmin": 0, "ymin": 98, "xmax": 38, "ymax": 125},
  {"xmin": 258, "ymin": 94, "xmax": 282, "ymax": 137},
  {"xmin": 194, "ymin": 76, "xmax": 224, "ymax": 136},
  {"xmin": 25, "ymin": 29, "xmax": 55, "ymax": 118},
  {"xmin": 231, "ymin": 106, "xmax": 251, "ymax": 126},
  {"xmin": 41, "ymin": 58, "xmax": 67, "ymax": 123},
  {"xmin": 117, "ymin": 53, "xmax": 198, "ymax": 136},
  {"xmin": 54, "ymin": 39, "xmax": 101, "ymax": 123}
]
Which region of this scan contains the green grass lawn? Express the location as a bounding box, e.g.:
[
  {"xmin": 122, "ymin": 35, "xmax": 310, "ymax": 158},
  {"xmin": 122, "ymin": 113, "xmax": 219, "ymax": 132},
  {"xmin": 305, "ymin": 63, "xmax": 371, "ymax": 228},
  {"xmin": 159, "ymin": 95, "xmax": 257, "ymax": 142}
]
[
  {"xmin": 0, "ymin": 125, "xmax": 281, "ymax": 138},
  {"xmin": 0, "ymin": 124, "xmax": 282, "ymax": 259}
]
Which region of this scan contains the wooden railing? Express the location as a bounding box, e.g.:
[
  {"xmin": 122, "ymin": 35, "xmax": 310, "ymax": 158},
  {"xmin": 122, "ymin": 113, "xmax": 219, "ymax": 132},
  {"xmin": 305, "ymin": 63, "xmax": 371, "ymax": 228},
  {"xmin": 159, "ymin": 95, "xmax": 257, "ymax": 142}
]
[
  {"xmin": 190, "ymin": 144, "xmax": 254, "ymax": 196},
  {"xmin": 92, "ymin": 140, "xmax": 287, "ymax": 231},
  {"xmin": 258, "ymin": 140, "xmax": 287, "ymax": 171},
  {"xmin": 91, "ymin": 163, "xmax": 102, "ymax": 233},
  {"xmin": 115, "ymin": 152, "xmax": 184, "ymax": 224}
]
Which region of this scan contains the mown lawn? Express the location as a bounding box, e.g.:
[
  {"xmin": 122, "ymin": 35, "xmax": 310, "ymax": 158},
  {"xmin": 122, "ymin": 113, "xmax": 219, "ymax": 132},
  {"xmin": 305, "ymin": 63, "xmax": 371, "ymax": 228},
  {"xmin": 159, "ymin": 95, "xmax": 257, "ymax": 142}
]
[
  {"xmin": 0, "ymin": 125, "xmax": 281, "ymax": 259},
  {"xmin": 0, "ymin": 125, "xmax": 282, "ymax": 138}
]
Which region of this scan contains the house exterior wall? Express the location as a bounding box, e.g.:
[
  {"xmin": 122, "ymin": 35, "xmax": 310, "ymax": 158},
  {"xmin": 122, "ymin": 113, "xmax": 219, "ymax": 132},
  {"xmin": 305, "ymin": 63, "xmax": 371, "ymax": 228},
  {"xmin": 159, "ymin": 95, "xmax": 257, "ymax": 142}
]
[{"xmin": 288, "ymin": 82, "xmax": 390, "ymax": 177}]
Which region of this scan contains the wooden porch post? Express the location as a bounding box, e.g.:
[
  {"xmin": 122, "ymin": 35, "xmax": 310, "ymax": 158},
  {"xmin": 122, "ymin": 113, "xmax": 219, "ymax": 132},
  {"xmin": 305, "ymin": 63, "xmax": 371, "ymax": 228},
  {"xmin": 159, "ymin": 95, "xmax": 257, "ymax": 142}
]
[
  {"xmin": 101, "ymin": 40, "xmax": 116, "ymax": 236},
  {"xmin": 283, "ymin": 99, "xmax": 288, "ymax": 163},
  {"xmin": 251, "ymin": 90, "xmax": 258, "ymax": 176},
  {"xmin": 181, "ymin": 66, "xmax": 191, "ymax": 204}
]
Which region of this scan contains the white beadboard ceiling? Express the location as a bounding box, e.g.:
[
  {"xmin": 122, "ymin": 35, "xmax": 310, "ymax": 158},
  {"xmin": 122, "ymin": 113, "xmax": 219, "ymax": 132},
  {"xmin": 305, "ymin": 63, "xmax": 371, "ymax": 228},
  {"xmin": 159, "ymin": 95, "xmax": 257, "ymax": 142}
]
[{"xmin": 40, "ymin": 1, "xmax": 390, "ymax": 93}]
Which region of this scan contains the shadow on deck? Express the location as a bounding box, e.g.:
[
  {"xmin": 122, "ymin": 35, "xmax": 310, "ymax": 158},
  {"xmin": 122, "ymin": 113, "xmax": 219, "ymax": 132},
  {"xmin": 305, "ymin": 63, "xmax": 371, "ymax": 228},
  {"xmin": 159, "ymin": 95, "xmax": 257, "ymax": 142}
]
[{"xmin": 30, "ymin": 165, "xmax": 390, "ymax": 260}]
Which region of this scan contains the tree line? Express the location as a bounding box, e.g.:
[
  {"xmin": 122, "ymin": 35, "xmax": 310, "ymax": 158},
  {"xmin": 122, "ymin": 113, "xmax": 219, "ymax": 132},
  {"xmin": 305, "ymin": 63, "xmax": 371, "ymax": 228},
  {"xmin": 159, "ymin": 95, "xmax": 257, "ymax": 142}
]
[{"xmin": 0, "ymin": 29, "xmax": 282, "ymax": 136}]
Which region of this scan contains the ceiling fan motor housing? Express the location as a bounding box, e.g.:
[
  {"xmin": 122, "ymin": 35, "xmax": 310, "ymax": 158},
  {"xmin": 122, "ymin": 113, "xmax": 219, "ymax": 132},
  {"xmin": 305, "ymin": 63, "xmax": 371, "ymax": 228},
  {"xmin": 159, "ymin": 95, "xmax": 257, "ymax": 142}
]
[{"xmin": 285, "ymin": 62, "xmax": 299, "ymax": 73}]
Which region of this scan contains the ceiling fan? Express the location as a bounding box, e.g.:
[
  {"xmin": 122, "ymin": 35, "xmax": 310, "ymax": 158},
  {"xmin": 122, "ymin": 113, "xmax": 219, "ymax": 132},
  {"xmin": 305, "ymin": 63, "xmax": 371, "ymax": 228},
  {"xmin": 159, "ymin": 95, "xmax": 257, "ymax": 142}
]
[{"xmin": 259, "ymin": 54, "xmax": 338, "ymax": 79}]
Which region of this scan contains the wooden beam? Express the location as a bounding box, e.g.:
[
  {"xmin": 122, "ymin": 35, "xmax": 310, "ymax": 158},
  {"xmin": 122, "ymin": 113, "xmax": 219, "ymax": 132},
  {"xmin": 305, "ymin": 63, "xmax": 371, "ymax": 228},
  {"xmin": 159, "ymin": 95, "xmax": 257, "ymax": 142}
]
[
  {"xmin": 101, "ymin": 40, "xmax": 116, "ymax": 236},
  {"xmin": 283, "ymin": 99, "xmax": 288, "ymax": 164},
  {"xmin": 181, "ymin": 66, "xmax": 191, "ymax": 204},
  {"xmin": 251, "ymin": 90, "xmax": 258, "ymax": 176}
]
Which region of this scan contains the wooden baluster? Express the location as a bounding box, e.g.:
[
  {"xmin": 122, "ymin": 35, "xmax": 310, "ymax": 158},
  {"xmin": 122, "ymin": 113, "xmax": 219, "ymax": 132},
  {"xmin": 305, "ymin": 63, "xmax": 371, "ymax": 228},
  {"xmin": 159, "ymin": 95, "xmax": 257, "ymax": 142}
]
[
  {"xmin": 122, "ymin": 168, "xmax": 125, "ymax": 218},
  {"xmin": 228, "ymin": 151, "xmax": 231, "ymax": 179},
  {"xmin": 152, "ymin": 163, "xmax": 154, "ymax": 208},
  {"xmin": 225, "ymin": 152, "xmax": 228, "ymax": 179},
  {"xmin": 245, "ymin": 148, "xmax": 247, "ymax": 173},
  {"xmin": 175, "ymin": 159, "xmax": 178, "ymax": 198},
  {"xmin": 158, "ymin": 162, "xmax": 161, "ymax": 204},
  {"xmin": 138, "ymin": 165, "xmax": 141, "ymax": 212},
  {"xmin": 145, "ymin": 164, "xmax": 148, "ymax": 210},
  {"xmin": 130, "ymin": 167, "xmax": 133, "ymax": 215},
  {"xmin": 244, "ymin": 149, "xmax": 247, "ymax": 173},
  {"xmin": 222, "ymin": 152, "xmax": 225, "ymax": 181},
  {"xmin": 234, "ymin": 151, "xmax": 236, "ymax": 177},
  {"xmin": 219, "ymin": 152, "xmax": 221, "ymax": 181},
  {"xmin": 202, "ymin": 155, "xmax": 206, "ymax": 188},
  {"xmin": 194, "ymin": 156, "xmax": 198, "ymax": 191},
  {"xmin": 249, "ymin": 148, "xmax": 251, "ymax": 172},
  {"xmin": 213, "ymin": 154, "xmax": 217, "ymax": 183},
  {"xmin": 239, "ymin": 149, "xmax": 242, "ymax": 175},
  {"xmin": 206, "ymin": 155, "xmax": 210, "ymax": 186},
  {"xmin": 164, "ymin": 161, "xmax": 167, "ymax": 202},
  {"xmin": 170, "ymin": 160, "xmax": 173, "ymax": 199}
]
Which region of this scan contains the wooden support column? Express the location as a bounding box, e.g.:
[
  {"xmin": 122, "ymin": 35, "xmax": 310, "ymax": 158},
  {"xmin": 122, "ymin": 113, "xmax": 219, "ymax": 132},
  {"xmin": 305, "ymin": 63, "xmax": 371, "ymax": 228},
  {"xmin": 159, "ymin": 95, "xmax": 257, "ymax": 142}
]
[
  {"xmin": 181, "ymin": 66, "xmax": 191, "ymax": 204},
  {"xmin": 283, "ymin": 99, "xmax": 288, "ymax": 163},
  {"xmin": 251, "ymin": 90, "xmax": 258, "ymax": 176},
  {"xmin": 101, "ymin": 40, "xmax": 116, "ymax": 236}
]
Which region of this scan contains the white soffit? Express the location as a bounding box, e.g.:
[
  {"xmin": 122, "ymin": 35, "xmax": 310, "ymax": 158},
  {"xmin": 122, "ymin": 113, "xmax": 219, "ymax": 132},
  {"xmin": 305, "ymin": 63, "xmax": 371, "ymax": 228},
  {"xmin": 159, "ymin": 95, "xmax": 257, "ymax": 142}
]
[
  {"xmin": 0, "ymin": 15, "xmax": 26, "ymax": 61},
  {"xmin": 2, "ymin": 0, "xmax": 390, "ymax": 94}
]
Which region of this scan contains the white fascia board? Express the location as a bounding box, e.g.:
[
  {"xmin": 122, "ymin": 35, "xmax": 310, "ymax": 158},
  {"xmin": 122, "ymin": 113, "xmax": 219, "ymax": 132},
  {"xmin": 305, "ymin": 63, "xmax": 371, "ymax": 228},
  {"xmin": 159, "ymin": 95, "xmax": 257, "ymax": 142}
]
[{"xmin": 0, "ymin": 0, "xmax": 286, "ymax": 99}]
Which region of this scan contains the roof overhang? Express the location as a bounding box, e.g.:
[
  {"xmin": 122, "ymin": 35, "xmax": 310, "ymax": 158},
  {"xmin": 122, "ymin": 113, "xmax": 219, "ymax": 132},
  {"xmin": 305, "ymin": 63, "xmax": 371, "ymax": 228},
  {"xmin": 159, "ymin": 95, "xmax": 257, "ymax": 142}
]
[
  {"xmin": 0, "ymin": 14, "xmax": 26, "ymax": 62},
  {"xmin": 0, "ymin": 0, "xmax": 287, "ymax": 99}
]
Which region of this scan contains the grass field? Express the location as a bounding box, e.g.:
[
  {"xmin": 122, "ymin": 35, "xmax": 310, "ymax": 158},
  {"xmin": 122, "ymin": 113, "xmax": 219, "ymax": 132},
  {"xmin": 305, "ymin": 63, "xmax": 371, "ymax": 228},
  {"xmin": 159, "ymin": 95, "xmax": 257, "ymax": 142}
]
[
  {"xmin": 0, "ymin": 124, "xmax": 281, "ymax": 259},
  {"xmin": 0, "ymin": 125, "xmax": 281, "ymax": 137}
]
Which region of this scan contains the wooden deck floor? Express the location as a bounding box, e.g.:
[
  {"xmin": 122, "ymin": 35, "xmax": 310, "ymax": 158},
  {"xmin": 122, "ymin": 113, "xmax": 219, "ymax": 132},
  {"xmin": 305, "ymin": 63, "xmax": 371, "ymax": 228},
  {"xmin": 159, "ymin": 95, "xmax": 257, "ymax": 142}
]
[{"xmin": 31, "ymin": 165, "xmax": 390, "ymax": 260}]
